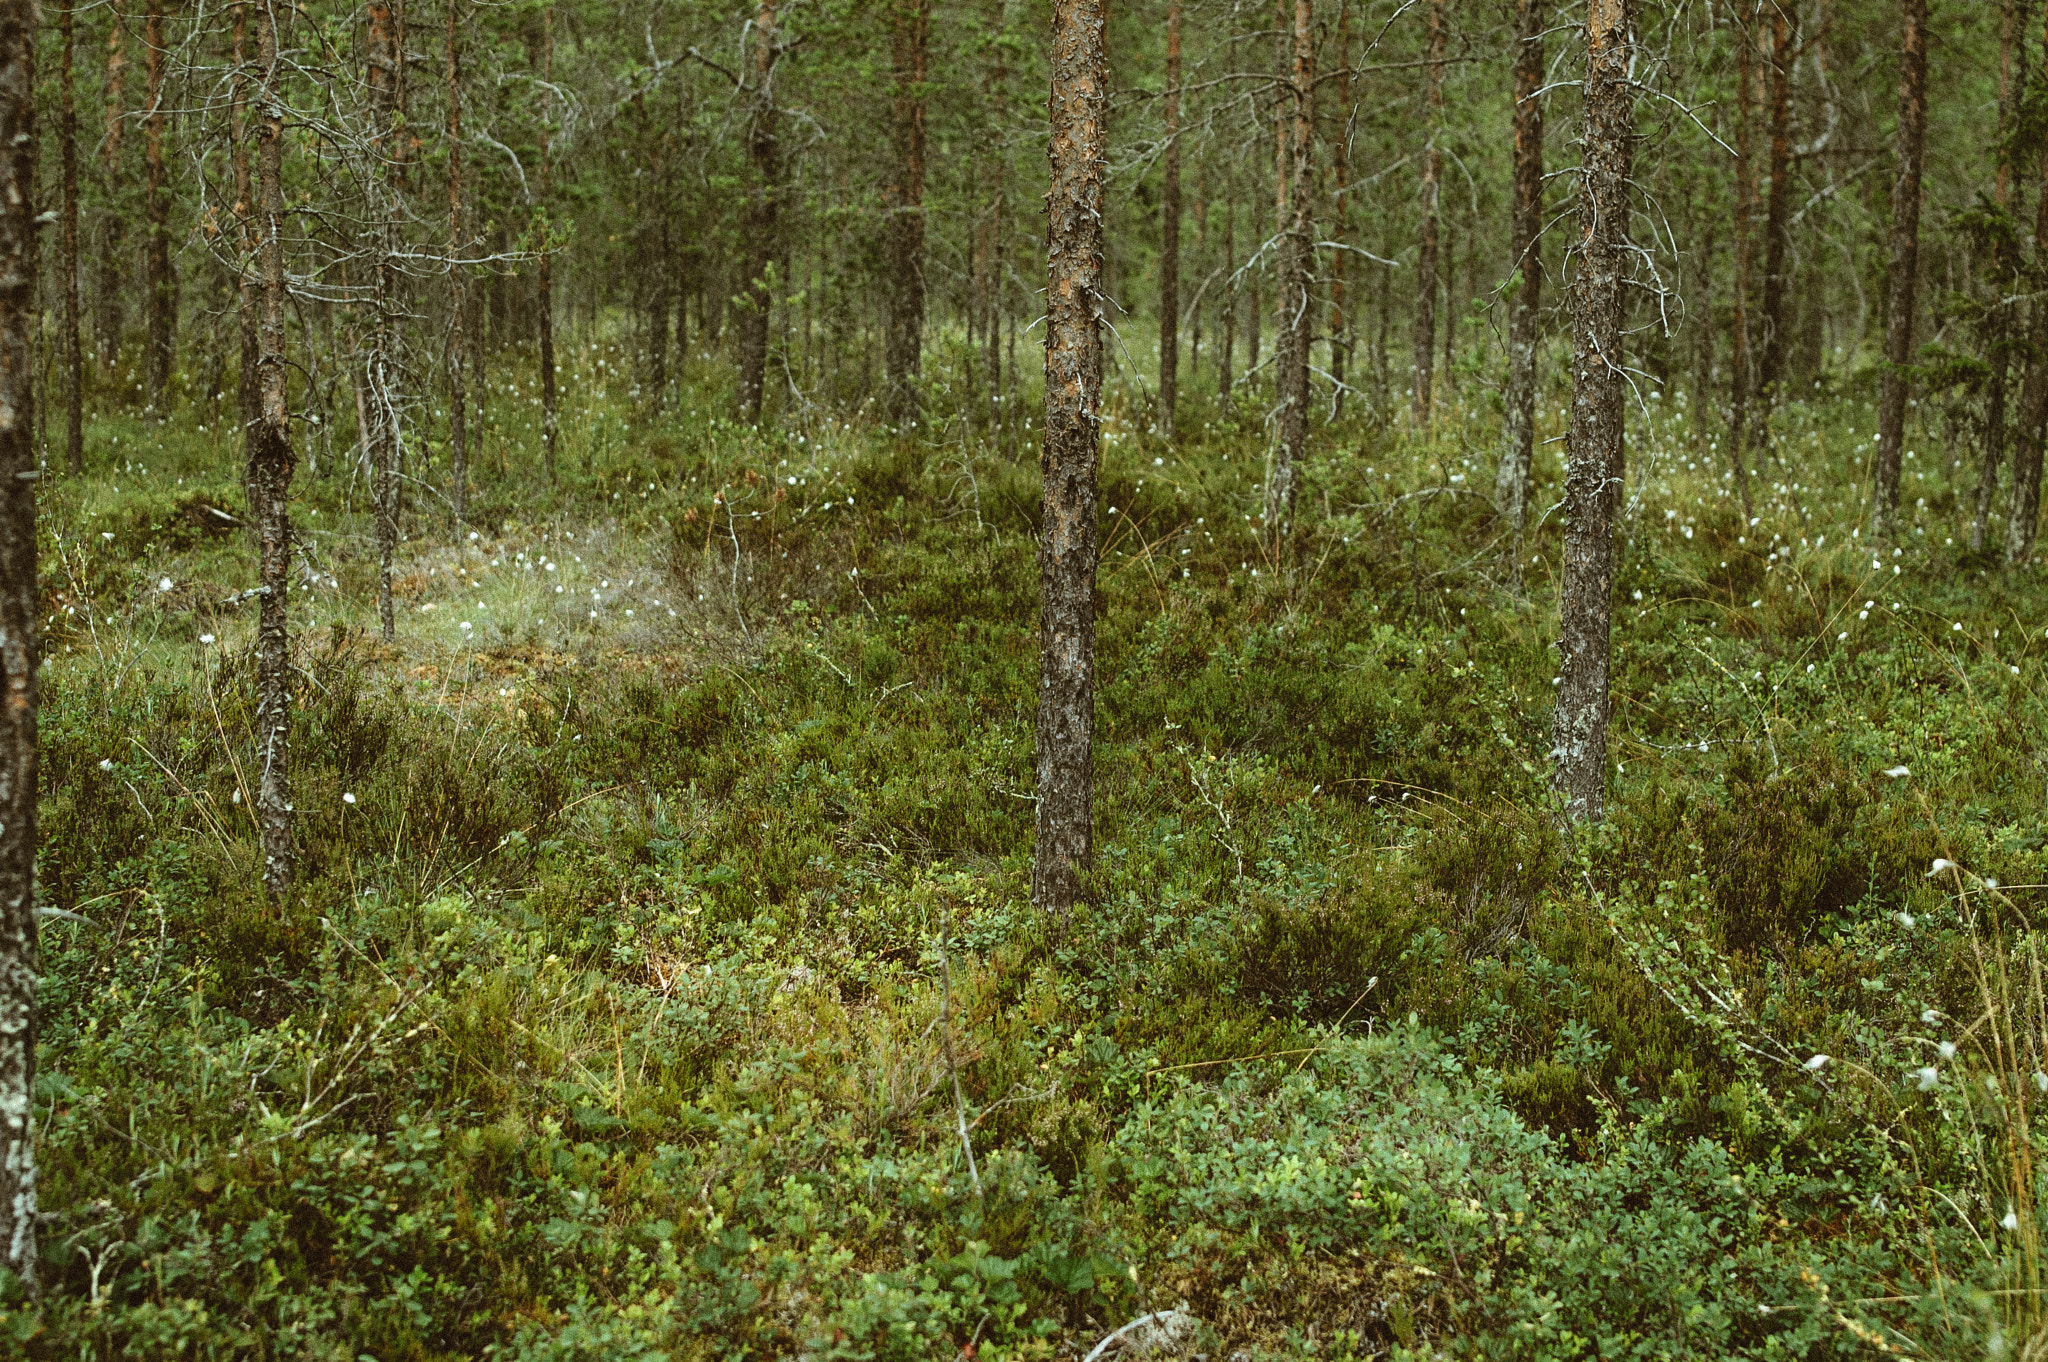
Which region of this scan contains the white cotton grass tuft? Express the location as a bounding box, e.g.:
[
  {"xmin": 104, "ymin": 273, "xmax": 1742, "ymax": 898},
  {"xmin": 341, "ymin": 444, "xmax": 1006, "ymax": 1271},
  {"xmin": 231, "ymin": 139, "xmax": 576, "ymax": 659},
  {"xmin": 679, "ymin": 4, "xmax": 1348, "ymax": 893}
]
[
  {"xmin": 1805, "ymin": 1054, "xmax": 1829, "ymax": 1071},
  {"xmin": 1938, "ymin": 1041, "xmax": 1957, "ymax": 1061},
  {"xmin": 157, "ymin": 577, "xmax": 174, "ymax": 593},
  {"xmin": 97, "ymin": 759, "xmax": 113, "ymax": 771},
  {"xmin": 2006, "ymin": 1208, "xmax": 2022, "ymax": 1232},
  {"xmin": 1923, "ymin": 1009, "xmax": 1944, "ymax": 1025},
  {"xmin": 1882, "ymin": 766, "xmax": 1911, "ymax": 778},
  {"xmin": 342, "ymin": 792, "xmax": 356, "ymax": 805},
  {"xmin": 199, "ymin": 633, "xmax": 216, "ymax": 645},
  {"xmin": 1915, "ymin": 1067, "xmax": 1941, "ymax": 1091},
  {"xmin": 1896, "ymin": 911, "xmax": 1917, "ymax": 928},
  {"xmin": 2033, "ymin": 1071, "xmax": 2046, "ymax": 1094},
  {"xmin": 1928, "ymin": 858, "xmax": 1956, "ymax": 876}
]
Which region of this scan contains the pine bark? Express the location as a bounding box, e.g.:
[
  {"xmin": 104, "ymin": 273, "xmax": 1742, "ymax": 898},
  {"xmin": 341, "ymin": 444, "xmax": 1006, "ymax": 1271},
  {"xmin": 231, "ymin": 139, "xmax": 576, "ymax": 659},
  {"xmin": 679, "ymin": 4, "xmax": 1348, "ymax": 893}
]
[
  {"xmin": 1412, "ymin": 0, "xmax": 1444, "ymax": 424},
  {"xmin": 1552, "ymin": 0, "xmax": 1633, "ymax": 824},
  {"xmin": 883, "ymin": 0, "xmax": 927, "ymax": 427},
  {"xmin": 1157, "ymin": 0, "xmax": 1181, "ymax": 441},
  {"xmin": 232, "ymin": 1, "xmax": 258, "ymax": 436},
  {"xmin": 59, "ymin": 0, "xmax": 81, "ymax": 475},
  {"xmin": 1871, "ymin": 0, "xmax": 1927, "ymax": 541},
  {"xmin": 1269, "ymin": 0, "xmax": 1313, "ymax": 526},
  {"xmin": 1494, "ymin": 0, "xmax": 1544, "ymax": 577},
  {"xmin": 2010, "ymin": 1, "xmax": 2048, "ymax": 564},
  {"xmin": 143, "ymin": 0, "xmax": 174, "ymax": 413},
  {"xmin": 369, "ymin": 0, "xmax": 400, "ymax": 642},
  {"xmin": 735, "ymin": 0, "xmax": 778, "ymax": 424},
  {"xmin": 1974, "ymin": 0, "xmax": 2023, "ymax": 553},
  {"xmin": 446, "ymin": 0, "xmax": 467, "ymax": 522},
  {"xmin": 250, "ymin": 0, "xmax": 296, "ymax": 897},
  {"xmin": 1218, "ymin": 187, "xmax": 1234, "ymax": 398},
  {"xmin": 1326, "ymin": 0, "xmax": 1352, "ymax": 417},
  {"xmin": 0, "ymin": 0, "xmax": 40, "ymax": 1290},
  {"xmin": 97, "ymin": 10, "xmax": 125, "ymax": 367},
  {"xmin": 1729, "ymin": 12, "xmax": 1756, "ymax": 492},
  {"xmin": 1755, "ymin": 3, "xmax": 1793, "ymax": 413},
  {"xmin": 539, "ymin": 6, "xmax": 558, "ymax": 474},
  {"xmin": 1033, "ymin": 0, "xmax": 1105, "ymax": 917}
]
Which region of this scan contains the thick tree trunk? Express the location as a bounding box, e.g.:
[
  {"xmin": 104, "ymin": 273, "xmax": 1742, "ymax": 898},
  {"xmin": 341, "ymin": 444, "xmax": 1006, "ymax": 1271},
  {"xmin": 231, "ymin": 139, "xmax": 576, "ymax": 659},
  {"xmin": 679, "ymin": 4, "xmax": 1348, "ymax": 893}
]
[
  {"xmin": 98, "ymin": 10, "xmax": 125, "ymax": 368},
  {"xmin": 250, "ymin": 0, "xmax": 295, "ymax": 897},
  {"xmin": 0, "ymin": 0, "xmax": 40, "ymax": 1291},
  {"xmin": 1729, "ymin": 12, "xmax": 1756, "ymax": 492},
  {"xmin": 1552, "ymin": 0, "xmax": 1633, "ymax": 824},
  {"xmin": 539, "ymin": 7, "xmax": 558, "ymax": 473},
  {"xmin": 1269, "ymin": 0, "xmax": 1313, "ymax": 526},
  {"xmin": 446, "ymin": 0, "xmax": 467, "ymax": 521},
  {"xmin": 1033, "ymin": 0, "xmax": 1105, "ymax": 917},
  {"xmin": 1494, "ymin": 0, "xmax": 1544, "ymax": 579},
  {"xmin": 1157, "ymin": 0, "xmax": 1180, "ymax": 440},
  {"xmin": 735, "ymin": 0, "xmax": 778, "ymax": 424},
  {"xmin": 143, "ymin": 0, "xmax": 174, "ymax": 413},
  {"xmin": 1755, "ymin": 2, "xmax": 1793, "ymax": 415},
  {"xmin": 1871, "ymin": 0, "xmax": 1926, "ymax": 540},
  {"xmin": 59, "ymin": 0, "xmax": 81, "ymax": 476},
  {"xmin": 883, "ymin": 0, "xmax": 927, "ymax": 427},
  {"xmin": 1412, "ymin": 0, "xmax": 1444, "ymax": 424},
  {"xmin": 2009, "ymin": 2, "xmax": 2048, "ymax": 564}
]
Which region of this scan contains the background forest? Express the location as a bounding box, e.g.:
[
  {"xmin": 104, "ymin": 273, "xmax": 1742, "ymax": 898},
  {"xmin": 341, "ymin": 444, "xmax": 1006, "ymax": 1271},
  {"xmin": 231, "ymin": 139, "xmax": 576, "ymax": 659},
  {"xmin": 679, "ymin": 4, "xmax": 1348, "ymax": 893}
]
[{"xmin": 2, "ymin": 0, "xmax": 2048, "ymax": 1356}]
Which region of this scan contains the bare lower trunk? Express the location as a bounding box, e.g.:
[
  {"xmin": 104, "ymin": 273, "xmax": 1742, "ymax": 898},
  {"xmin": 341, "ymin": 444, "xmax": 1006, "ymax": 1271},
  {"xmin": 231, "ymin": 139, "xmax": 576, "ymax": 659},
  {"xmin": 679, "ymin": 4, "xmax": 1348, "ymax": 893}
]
[
  {"xmin": 735, "ymin": 0, "xmax": 778, "ymax": 425},
  {"xmin": 233, "ymin": 2, "xmax": 258, "ymax": 440},
  {"xmin": 143, "ymin": 0, "xmax": 174, "ymax": 413},
  {"xmin": 369, "ymin": 0, "xmax": 400, "ymax": 641},
  {"xmin": 1326, "ymin": 0, "xmax": 1352, "ymax": 418},
  {"xmin": 0, "ymin": 0, "xmax": 40, "ymax": 1291},
  {"xmin": 1158, "ymin": 0, "xmax": 1180, "ymax": 440},
  {"xmin": 59, "ymin": 0, "xmax": 81, "ymax": 476},
  {"xmin": 1495, "ymin": 0, "xmax": 1544, "ymax": 581},
  {"xmin": 1872, "ymin": 0, "xmax": 1927, "ymax": 540},
  {"xmin": 446, "ymin": 0, "xmax": 467, "ymax": 521},
  {"xmin": 539, "ymin": 7, "xmax": 558, "ymax": 472},
  {"xmin": 1268, "ymin": 0, "xmax": 1312, "ymax": 526},
  {"xmin": 1218, "ymin": 188, "xmax": 1235, "ymax": 398},
  {"xmin": 1729, "ymin": 11, "xmax": 1755, "ymax": 490},
  {"xmin": 883, "ymin": 0, "xmax": 927, "ymax": 427},
  {"xmin": 1755, "ymin": 3, "xmax": 1793, "ymax": 417},
  {"xmin": 1033, "ymin": 0, "xmax": 1105, "ymax": 917},
  {"xmin": 2010, "ymin": 3, "xmax": 2048, "ymax": 566},
  {"xmin": 1412, "ymin": 0, "xmax": 1444, "ymax": 424},
  {"xmin": 97, "ymin": 11, "xmax": 125, "ymax": 367},
  {"xmin": 1552, "ymin": 0, "xmax": 1633, "ymax": 824},
  {"xmin": 251, "ymin": 0, "xmax": 295, "ymax": 896}
]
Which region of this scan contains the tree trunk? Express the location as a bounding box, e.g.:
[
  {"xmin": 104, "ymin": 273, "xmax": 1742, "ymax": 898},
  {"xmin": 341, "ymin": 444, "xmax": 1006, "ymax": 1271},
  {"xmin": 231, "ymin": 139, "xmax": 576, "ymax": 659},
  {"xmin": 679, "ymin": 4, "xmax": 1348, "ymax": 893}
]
[
  {"xmin": 0, "ymin": 0, "xmax": 40, "ymax": 1291},
  {"xmin": 98, "ymin": 9, "xmax": 125, "ymax": 368},
  {"xmin": 1158, "ymin": 0, "xmax": 1181, "ymax": 441},
  {"xmin": 2009, "ymin": 2, "xmax": 2048, "ymax": 565},
  {"xmin": 369, "ymin": 0, "xmax": 400, "ymax": 641},
  {"xmin": 1729, "ymin": 10, "xmax": 1755, "ymax": 492},
  {"xmin": 1755, "ymin": 2, "xmax": 1793, "ymax": 421},
  {"xmin": 1219, "ymin": 186, "xmax": 1235, "ymax": 398},
  {"xmin": 539, "ymin": 6, "xmax": 558, "ymax": 474},
  {"xmin": 1974, "ymin": 0, "xmax": 2023, "ymax": 552},
  {"xmin": 250, "ymin": 0, "xmax": 295, "ymax": 897},
  {"xmin": 1412, "ymin": 0, "xmax": 1444, "ymax": 423},
  {"xmin": 1494, "ymin": 0, "xmax": 1544, "ymax": 580},
  {"xmin": 1034, "ymin": 0, "xmax": 1105, "ymax": 917},
  {"xmin": 1552, "ymin": 0, "xmax": 1633, "ymax": 824},
  {"xmin": 446, "ymin": 0, "xmax": 467, "ymax": 521},
  {"xmin": 1871, "ymin": 0, "xmax": 1926, "ymax": 540},
  {"xmin": 143, "ymin": 0, "xmax": 173, "ymax": 413},
  {"xmin": 1269, "ymin": 0, "xmax": 1313, "ymax": 526},
  {"xmin": 883, "ymin": 0, "xmax": 927, "ymax": 427},
  {"xmin": 735, "ymin": 0, "xmax": 779, "ymax": 424},
  {"xmin": 1326, "ymin": 0, "xmax": 1351, "ymax": 418},
  {"xmin": 59, "ymin": 0, "xmax": 81, "ymax": 476},
  {"xmin": 232, "ymin": 1, "xmax": 258, "ymax": 441}
]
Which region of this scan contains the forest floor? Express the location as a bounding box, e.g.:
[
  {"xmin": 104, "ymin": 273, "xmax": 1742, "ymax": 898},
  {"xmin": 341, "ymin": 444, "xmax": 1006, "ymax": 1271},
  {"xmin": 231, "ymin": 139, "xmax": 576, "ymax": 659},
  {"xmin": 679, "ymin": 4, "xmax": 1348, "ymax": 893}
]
[{"xmin": 7, "ymin": 337, "xmax": 2048, "ymax": 1360}]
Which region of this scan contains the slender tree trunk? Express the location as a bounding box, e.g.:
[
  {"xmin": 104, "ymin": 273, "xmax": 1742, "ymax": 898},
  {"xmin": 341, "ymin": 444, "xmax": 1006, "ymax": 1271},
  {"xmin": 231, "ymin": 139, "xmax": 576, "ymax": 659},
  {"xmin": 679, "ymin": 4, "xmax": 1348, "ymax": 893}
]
[
  {"xmin": 0, "ymin": 0, "xmax": 40, "ymax": 1290},
  {"xmin": 1412, "ymin": 0, "xmax": 1444, "ymax": 423},
  {"xmin": 250, "ymin": 0, "xmax": 295, "ymax": 897},
  {"xmin": 143, "ymin": 0, "xmax": 173, "ymax": 413},
  {"xmin": 1219, "ymin": 186, "xmax": 1235, "ymax": 398},
  {"xmin": 232, "ymin": 1, "xmax": 258, "ymax": 440},
  {"xmin": 1494, "ymin": 0, "xmax": 1544, "ymax": 581},
  {"xmin": 1975, "ymin": 0, "xmax": 2024, "ymax": 552},
  {"xmin": 1755, "ymin": 2, "xmax": 1793, "ymax": 424},
  {"xmin": 1871, "ymin": 0, "xmax": 1927, "ymax": 540},
  {"xmin": 98, "ymin": 9, "xmax": 125, "ymax": 368},
  {"xmin": 1553, "ymin": 0, "xmax": 1633, "ymax": 824},
  {"xmin": 736, "ymin": 0, "xmax": 778, "ymax": 424},
  {"xmin": 446, "ymin": 0, "xmax": 467, "ymax": 521},
  {"xmin": 2009, "ymin": 2, "xmax": 2048, "ymax": 565},
  {"xmin": 1729, "ymin": 10, "xmax": 1755, "ymax": 488},
  {"xmin": 883, "ymin": 0, "xmax": 927, "ymax": 427},
  {"xmin": 1269, "ymin": 0, "xmax": 1313, "ymax": 526},
  {"xmin": 368, "ymin": 0, "xmax": 400, "ymax": 641},
  {"xmin": 539, "ymin": 6, "xmax": 558, "ymax": 473},
  {"xmin": 1033, "ymin": 0, "xmax": 1105, "ymax": 917},
  {"xmin": 1158, "ymin": 0, "xmax": 1181, "ymax": 440},
  {"xmin": 59, "ymin": 0, "xmax": 81, "ymax": 475},
  {"xmin": 1327, "ymin": 0, "xmax": 1352, "ymax": 418}
]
